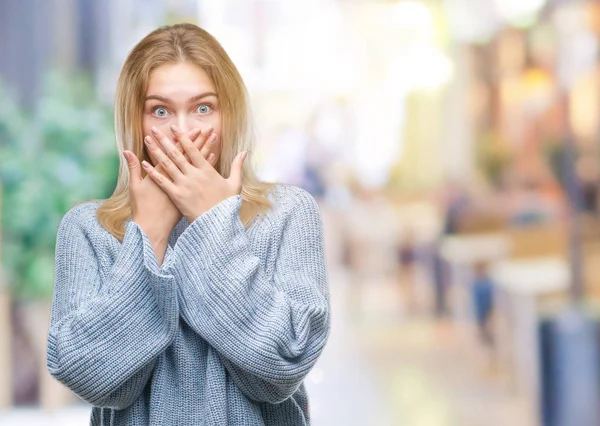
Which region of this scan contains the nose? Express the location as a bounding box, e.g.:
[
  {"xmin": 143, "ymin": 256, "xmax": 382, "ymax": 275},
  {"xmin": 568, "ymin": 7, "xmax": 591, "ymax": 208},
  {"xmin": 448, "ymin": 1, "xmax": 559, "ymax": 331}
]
[{"xmin": 176, "ymin": 115, "xmax": 191, "ymax": 134}]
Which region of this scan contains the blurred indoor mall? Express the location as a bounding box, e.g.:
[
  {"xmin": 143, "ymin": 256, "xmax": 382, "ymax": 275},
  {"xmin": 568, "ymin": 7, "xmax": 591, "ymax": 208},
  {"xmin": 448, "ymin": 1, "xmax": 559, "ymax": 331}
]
[{"xmin": 2, "ymin": 0, "xmax": 600, "ymax": 425}]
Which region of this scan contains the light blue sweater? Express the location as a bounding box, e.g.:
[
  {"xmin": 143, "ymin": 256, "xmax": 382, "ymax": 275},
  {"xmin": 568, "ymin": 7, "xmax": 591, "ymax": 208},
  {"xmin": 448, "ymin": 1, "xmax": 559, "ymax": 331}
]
[{"xmin": 46, "ymin": 184, "xmax": 330, "ymax": 425}]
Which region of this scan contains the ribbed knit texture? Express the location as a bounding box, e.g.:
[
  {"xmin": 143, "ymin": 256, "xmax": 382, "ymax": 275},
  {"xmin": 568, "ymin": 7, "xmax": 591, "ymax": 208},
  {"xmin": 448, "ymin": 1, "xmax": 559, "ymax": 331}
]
[{"xmin": 46, "ymin": 184, "xmax": 330, "ymax": 426}]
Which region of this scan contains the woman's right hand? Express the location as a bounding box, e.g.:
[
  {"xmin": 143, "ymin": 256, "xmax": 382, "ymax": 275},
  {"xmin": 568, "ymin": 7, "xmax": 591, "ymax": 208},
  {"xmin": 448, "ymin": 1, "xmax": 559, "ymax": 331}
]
[{"xmin": 125, "ymin": 149, "xmax": 179, "ymax": 244}]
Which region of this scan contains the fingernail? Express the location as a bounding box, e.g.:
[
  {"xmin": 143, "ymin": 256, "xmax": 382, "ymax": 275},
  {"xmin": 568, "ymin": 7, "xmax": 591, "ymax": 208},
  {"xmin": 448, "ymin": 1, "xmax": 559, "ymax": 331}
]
[
  {"xmin": 144, "ymin": 136, "xmax": 153, "ymax": 145},
  {"xmin": 190, "ymin": 128, "xmax": 201, "ymax": 139},
  {"xmin": 242, "ymin": 151, "xmax": 248, "ymax": 160},
  {"xmin": 209, "ymin": 153, "xmax": 216, "ymax": 163},
  {"xmin": 142, "ymin": 160, "xmax": 150, "ymax": 169},
  {"xmin": 151, "ymin": 126, "xmax": 159, "ymax": 135},
  {"xmin": 170, "ymin": 124, "xmax": 180, "ymax": 134},
  {"xmin": 123, "ymin": 151, "xmax": 130, "ymax": 161},
  {"xmin": 209, "ymin": 133, "xmax": 218, "ymax": 144}
]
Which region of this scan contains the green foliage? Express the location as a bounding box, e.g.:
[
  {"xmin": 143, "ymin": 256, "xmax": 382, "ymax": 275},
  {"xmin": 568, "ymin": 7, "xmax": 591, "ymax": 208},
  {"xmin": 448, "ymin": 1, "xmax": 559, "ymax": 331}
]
[{"xmin": 0, "ymin": 71, "xmax": 119, "ymax": 300}]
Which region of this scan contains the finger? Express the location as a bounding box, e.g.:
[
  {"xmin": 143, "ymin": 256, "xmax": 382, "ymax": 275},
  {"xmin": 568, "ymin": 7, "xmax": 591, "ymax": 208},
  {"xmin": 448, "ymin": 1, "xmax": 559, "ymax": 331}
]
[
  {"xmin": 145, "ymin": 151, "xmax": 175, "ymax": 182},
  {"xmin": 141, "ymin": 160, "xmax": 178, "ymax": 195},
  {"xmin": 162, "ymin": 128, "xmax": 199, "ymax": 153},
  {"xmin": 152, "ymin": 128, "xmax": 191, "ymax": 174},
  {"xmin": 200, "ymin": 132, "xmax": 218, "ymax": 163},
  {"xmin": 171, "ymin": 124, "xmax": 209, "ymax": 168},
  {"xmin": 145, "ymin": 132, "xmax": 196, "ymax": 177},
  {"xmin": 191, "ymin": 126, "xmax": 214, "ymax": 159},
  {"xmin": 157, "ymin": 127, "xmax": 203, "ymax": 166},
  {"xmin": 208, "ymin": 152, "xmax": 217, "ymax": 166},
  {"xmin": 177, "ymin": 128, "xmax": 202, "ymax": 164},
  {"xmin": 145, "ymin": 134, "xmax": 185, "ymax": 181},
  {"xmin": 124, "ymin": 151, "xmax": 143, "ymax": 187},
  {"xmin": 147, "ymin": 148, "xmax": 161, "ymax": 169},
  {"xmin": 171, "ymin": 128, "xmax": 200, "ymax": 154},
  {"xmin": 151, "ymin": 126, "xmax": 179, "ymax": 154},
  {"xmin": 227, "ymin": 151, "xmax": 247, "ymax": 190},
  {"xmin": 174, "ymin": 125, "xmax": 212, "ymax": 155},
  {"xmin": 187, "ymin": 127, "xmax": 202, "ymax": 143},
  {"xmin": 195, "ymin": 128, "xmax": 218, "ymax": 168},
  {"xmin": 165, "ymin": 142, "xmax": 192, "ymax": 174},
  {"xmin": 159, "ymin": 128, "xmax": 199, "ymax": 165}
]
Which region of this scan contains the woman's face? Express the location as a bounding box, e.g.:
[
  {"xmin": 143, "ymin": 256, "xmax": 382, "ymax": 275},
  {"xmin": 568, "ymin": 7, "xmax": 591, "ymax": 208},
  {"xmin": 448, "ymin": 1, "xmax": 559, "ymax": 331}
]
[{"xmin": 143, "ymin": 62, "xmax": 222, "ymax": 165}]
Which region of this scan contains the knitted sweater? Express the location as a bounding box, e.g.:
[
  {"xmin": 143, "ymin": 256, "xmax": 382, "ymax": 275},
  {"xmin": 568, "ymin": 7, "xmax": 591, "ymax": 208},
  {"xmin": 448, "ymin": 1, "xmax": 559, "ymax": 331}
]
[{"xmin": 46, "ymin": 184, "xmax": 330, "ymax": 425}]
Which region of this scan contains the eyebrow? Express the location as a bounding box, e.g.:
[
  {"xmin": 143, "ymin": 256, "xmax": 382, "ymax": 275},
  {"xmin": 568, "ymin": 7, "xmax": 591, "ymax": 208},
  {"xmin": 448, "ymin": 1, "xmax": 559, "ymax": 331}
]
[{"xmin": 144, "ymin": 92, "xmax": 218, "ymax": 103}]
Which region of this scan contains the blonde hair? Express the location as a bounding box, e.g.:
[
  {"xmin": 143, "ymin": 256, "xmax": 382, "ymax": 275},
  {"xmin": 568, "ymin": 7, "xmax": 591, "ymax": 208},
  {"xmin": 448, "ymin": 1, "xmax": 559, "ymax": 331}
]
[{"xmin": 97, "ymin": 23, "xmax": 273, "ymax": 241}]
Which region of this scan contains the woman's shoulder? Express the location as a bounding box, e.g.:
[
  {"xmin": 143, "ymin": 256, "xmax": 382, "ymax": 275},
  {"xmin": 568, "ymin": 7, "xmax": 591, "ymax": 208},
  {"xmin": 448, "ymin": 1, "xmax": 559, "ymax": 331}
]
[
  {"xmin": 267, "ymin": 184, "xmax": 321, "ymax": 218},
  {"xmin": 57, "ymin": 199, "xmax": 104, "ymax": 235}
]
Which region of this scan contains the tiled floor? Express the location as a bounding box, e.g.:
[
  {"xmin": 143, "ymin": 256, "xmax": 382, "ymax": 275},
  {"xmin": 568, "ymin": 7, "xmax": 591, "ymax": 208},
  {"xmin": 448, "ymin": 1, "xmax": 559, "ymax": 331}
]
[
  {"xmin": 306, "ymin": 267, "xmax": 530, "ymax": 426},
  {"xmin": 305, "ymin": 269, "xmax": 395, "ymax": 426}
]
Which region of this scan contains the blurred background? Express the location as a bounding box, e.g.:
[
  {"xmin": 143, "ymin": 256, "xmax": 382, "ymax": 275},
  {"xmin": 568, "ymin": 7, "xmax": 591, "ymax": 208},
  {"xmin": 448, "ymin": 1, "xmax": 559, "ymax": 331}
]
[{"xmin": 3, "ymin": 0, "xmax": 600, "ymax": 425}]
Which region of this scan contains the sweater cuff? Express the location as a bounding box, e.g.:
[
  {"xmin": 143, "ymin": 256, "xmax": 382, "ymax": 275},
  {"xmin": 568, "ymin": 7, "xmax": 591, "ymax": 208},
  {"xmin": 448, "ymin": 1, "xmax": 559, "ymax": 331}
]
[
  {"xmin": 125, "ymin": 221, "xmax": 178, "ymax": 331},
  {"xmin": 127, "ymin": 221, "xmax": 175, "ymax": 280},
  {"xmin": 173, "ymin": 194, "xmax": 277, "ymax": 334},
  {"xmin": 174, "ymin": 195, "xmax": 245, "ymax": 271}
]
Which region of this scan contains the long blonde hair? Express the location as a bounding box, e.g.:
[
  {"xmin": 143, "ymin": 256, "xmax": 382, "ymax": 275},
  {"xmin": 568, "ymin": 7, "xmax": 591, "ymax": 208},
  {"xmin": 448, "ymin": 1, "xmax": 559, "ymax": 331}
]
[{"xmin": 97, "ymin": 23, "xmax": 273, "ymax": 241}]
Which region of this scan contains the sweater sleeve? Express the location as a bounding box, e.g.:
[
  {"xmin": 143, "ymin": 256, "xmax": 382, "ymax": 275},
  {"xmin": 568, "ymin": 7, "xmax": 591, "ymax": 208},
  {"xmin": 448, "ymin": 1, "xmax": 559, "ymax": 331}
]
[
  {"xmin": 169, "ymin": 191, "xmax": 331, "ymax": 404},
  {"xmin": 46, "ymin": 206, "xmax": 179, "ymax": 409}
]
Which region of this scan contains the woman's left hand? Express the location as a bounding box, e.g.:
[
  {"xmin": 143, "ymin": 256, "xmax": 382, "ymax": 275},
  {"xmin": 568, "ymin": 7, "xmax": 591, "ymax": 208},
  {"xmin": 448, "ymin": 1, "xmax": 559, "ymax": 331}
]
[{"xmin": 142, "ymin": 124, "xmax": 247, "ymax": 223}]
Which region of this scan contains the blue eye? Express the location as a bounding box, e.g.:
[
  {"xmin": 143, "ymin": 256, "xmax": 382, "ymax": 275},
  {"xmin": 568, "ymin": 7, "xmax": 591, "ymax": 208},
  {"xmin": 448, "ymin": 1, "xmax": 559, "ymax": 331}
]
[
  {"xmin": 196, "ymin": 104, "xmax": 212, "ymax": 115},
  {"xmin": 153, "ymin": 107, "xmax": 168, "ymax": 117}
]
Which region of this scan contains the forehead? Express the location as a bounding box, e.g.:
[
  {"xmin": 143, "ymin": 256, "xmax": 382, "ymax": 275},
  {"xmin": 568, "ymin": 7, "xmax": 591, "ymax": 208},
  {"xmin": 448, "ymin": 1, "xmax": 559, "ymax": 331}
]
[{"xmin": 146, "ymin": 62, "xmax": 215, "ymax": 95}]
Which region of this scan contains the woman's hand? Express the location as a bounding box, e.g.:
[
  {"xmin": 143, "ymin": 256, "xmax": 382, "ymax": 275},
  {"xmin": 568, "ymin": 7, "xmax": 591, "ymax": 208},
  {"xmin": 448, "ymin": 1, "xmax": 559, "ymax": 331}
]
[
  {"xmin": 147, "ymin": 128, "xmax": 208, "ymax": 170},
  {"xmin": 141, "ymin": 125, "xmax": 247, "ymax": 223},
  {"xmin": 124, "ymin": 128, "xmax": 211, "ymax": 253},
  {"xmin": 124, "ymin": 149, "xmax": 180, "ymax": 264}
]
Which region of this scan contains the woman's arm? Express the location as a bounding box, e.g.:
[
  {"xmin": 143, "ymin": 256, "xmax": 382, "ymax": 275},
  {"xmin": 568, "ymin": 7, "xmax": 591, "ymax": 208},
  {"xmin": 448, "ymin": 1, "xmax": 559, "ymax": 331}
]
[
  {"xmin": 170, "ymin": 189, "xmax": 331, "ymax": 404},
  {"xmin": 46, "ymin": 204, "xmax": 179, "ymax": 409}
]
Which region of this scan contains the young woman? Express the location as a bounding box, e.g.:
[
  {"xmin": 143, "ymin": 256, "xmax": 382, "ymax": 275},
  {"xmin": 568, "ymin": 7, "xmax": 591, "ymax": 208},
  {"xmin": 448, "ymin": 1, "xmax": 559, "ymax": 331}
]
[{"xmin": 46, "ymin": 23, "xmax": 330, "ymax": 426}]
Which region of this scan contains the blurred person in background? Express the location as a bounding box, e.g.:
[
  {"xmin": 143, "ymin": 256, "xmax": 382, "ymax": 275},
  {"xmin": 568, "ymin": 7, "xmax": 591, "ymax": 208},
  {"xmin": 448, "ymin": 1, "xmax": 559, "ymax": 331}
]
[
  {"xmin": 396, "ymin": 228, "xmax": 420, "ymax": 314},
  {"xmin": 431, "ymin": 182, "xmax": 471, "ymax": 317},
  {"xmin": 45, "ymin": 23, "xmax": 330, "ymax": 426},
  {"xmin": 471, "ymin": 261, "xmax": 495, "ymax": 346}
]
